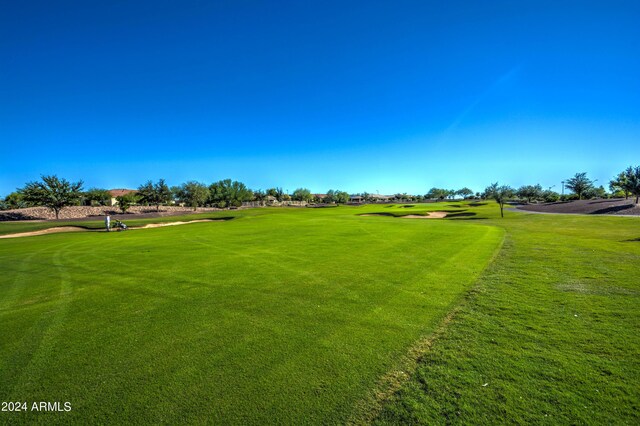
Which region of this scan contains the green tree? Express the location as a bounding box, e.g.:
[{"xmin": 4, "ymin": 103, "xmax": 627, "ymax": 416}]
[
  {"xmin": 565, "ymin": 173, "xmax": 594, "ymax": 200},
  {"xmin": 137, "ymin": 179, "xmax": 172, "ymax": 212},
  {"xmin": 292, "ymin": 188, "xmax": 313, "ymax": 202},
  {"xmin": 2, "ymin": 192, "xmax": 28, "ymax": 209},
  {"xmin": 541, "ymin": 189, "xmax": 560, "ymax": 203},
  {"xmin": 335, "ymin": 190, "xmax": 350, "ymax": 204},
  {"xmin": 485, "ymin": 182, "xmax": 514, "ymax": 218},
  {"xmin": 323, "ymin": 189, "xmax": 349, "ymax": 204},
  {"xmin": 84, "ymin": 188, "xmax": 112, "ymax": 206},
  {"xmin": 266, "ymin": 187, "xmax": 284, "ymax": 202},
  {"xmin": 253, "ymin": 189, "xmax": 267, "ymax": 201},
  {"xmin": 116, "ymin": 193, "xmax": 138, "ymax": 213},
  {"xmin": 516, "ymin": 184, "xmax": 543, "ymax": 203},
  {"xmin": 324, "ymin": 190, "xmax": 336, "ymax": 203},
  {"xmin": 425, "ymin": 188, "xmax": 448, "ymax": 200},
  {"xmin": 176, "ymin": 181, "xmax": 210, "ymax": 211},
  {"xmin": 20, "ymin": 175, "xmax": 84, "ymax": 219},
  {"xmin": 623, "ymin": 166, "xmax": 640, "ymax": 204},
  {"xmin": 209, "ymin": 179, "xmax": 253, "ymax": 208},
  {"xmin": 583, "ymin": 185, "xmax": 608, "ymax": 199},
  {"xmin": 609, "ymin": 171, "xmax": 631, "ymax": 199},
  {"xmin": 456, "ymin": 187, "xmax": 474, "ymax": 199}
]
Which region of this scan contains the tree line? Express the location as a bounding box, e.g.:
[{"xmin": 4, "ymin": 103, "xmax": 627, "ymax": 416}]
[
  {"xmin": 2, "ymin": 166, "xmax": 639, "ymax": 219},
  {"xmin": 0, "ymin": 176, "xmax": 354, "ymax": 218}
]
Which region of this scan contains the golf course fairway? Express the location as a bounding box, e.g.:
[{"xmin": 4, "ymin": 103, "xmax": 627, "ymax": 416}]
[{"xmin": 0, "ymin": 206, "xmax": 503, "ymax": 424}]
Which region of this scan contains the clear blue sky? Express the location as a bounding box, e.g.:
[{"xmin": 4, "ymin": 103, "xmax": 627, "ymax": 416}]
[{"xmin": 1, "ymin": 0, "xmax": 639, "ymax": 196}]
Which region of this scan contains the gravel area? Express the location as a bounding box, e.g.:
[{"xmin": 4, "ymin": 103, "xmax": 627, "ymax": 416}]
[{"xmin": 515, "ymin": 198, "xmax": 640, "ymax": 216}]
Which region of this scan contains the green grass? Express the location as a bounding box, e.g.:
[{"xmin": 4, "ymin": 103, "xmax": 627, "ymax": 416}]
[
  {"xmin": 374, "ymin": 207, "xmax": 640, "ymax": 424},
  {"xmin": 0, "ymin": 205, "xmax": 502, "ymax": 424},
  {"xmin": 1, "ymin": 203, "xmax": 638, "ymax": 424}
]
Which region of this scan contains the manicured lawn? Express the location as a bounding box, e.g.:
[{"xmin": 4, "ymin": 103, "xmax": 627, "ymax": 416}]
[
  {"xmin": 2, "ymin": 203, "xmax": 637, "ymax": 424},
  {"xmin": 0, "ymin": 205, "xmax": 502, "ymax": 424},
  {"xmin": 374, "ymin": 207, "xmax": 640, "ymax": 424}
]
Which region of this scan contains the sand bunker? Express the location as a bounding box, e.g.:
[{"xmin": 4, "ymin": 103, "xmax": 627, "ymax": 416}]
[
  {"xmin": 360, "ymin": 212, "xmax": 448, "ymax": 219},
  {"xmin": 0, "ymin": 219, "xmax": 224, "ymax": 239},
  {"xmin": 402, "ymin": 212, "xmax": 448, "ymax": 219},
  {"xmin": 138, "ymin": 219, "xmax": 219, "ymax": 228}
]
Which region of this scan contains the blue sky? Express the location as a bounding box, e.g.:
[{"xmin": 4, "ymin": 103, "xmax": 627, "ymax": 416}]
[{"xmin": 1, "ymin": 0, "xmax": 639, "ymax": 196}]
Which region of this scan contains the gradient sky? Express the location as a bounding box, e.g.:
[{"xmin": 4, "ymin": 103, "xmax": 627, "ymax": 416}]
[{"xmin": 1, "ymin": 0, "xmax": 639, "ymax": 196}]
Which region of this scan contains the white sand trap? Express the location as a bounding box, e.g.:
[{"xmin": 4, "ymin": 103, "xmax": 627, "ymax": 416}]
[
  {"xmin": 0, "ymin": 226, "xmax": 90, "ymax": 239},
  {"xmin": 137, "ymin": 219, "xmax": 220, "ymax": 229},
  {"xmin": 402, "ymin": 212, "xmax": 448, "ymax": 219},
  {"xmin": 0, "ymin": 219, "xmax": 225, "ymax": 238},
  {"xmin": 361, "ymin": 212, "xmax": 448, "ymax": 219}
]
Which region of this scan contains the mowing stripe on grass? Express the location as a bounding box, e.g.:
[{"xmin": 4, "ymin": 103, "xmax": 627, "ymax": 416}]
[{"xmin": 0, "ymin": 207, "xmax": 502, "ymax": 424}]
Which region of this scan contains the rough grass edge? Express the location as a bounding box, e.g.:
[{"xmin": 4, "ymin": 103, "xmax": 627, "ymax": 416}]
[{"xmin": 347, "ymin": 229, "xmax": 507, "ymax": 425}]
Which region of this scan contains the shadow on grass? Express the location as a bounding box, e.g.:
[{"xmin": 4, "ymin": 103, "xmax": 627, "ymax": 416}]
[
  {"xmin": 622, "ymin": 237, "xmax": 640, "ymax": 242},
  {"xmin": 445, "ymin": 212, "xmax": 479, "ymax": 219},
  {"xmin": 357, "ymin": 212, "xmax": 396, "ymax": 217},
  {"xmin": 467, "ymin": 202, "xmax": 487, "ymax": 207},
  {"xmin": 400, "ymin": 205, "xmax": 416, "ymax": 208},
  {"xmin": 306, "ymin": 204, "xmax": 338, "ymax": 208}
]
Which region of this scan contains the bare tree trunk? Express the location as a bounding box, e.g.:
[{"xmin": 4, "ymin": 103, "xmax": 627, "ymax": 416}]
[{"xmin": 500, "ymin": 203, "xmax": 504, "ymax": 218}]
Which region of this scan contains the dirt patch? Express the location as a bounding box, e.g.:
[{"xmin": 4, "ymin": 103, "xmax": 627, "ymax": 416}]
[{"xmin": 0, "ymin": 226, "xmax": 92, "ymax": 239}]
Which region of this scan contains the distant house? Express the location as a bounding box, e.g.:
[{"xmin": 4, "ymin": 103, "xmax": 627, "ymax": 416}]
[
  {"xmin": 108, "ymin": 189, "xmax": 137, "ymax": 206},
  {"xmin": 350, "ymin": 195, "xmax": 365, "ymax": 203},
  {"xmin": 370, "ymin": 194, "xmax": 392, "ymax": 202},
  {"xmin": 313, "ymin": 194, "xmax": 327, "ymax": 202}
]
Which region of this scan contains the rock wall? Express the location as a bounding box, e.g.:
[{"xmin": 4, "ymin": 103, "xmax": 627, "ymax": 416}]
[{"xmin": 0, "ymin": 205, "xmax": 223, "ymax": 221}]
